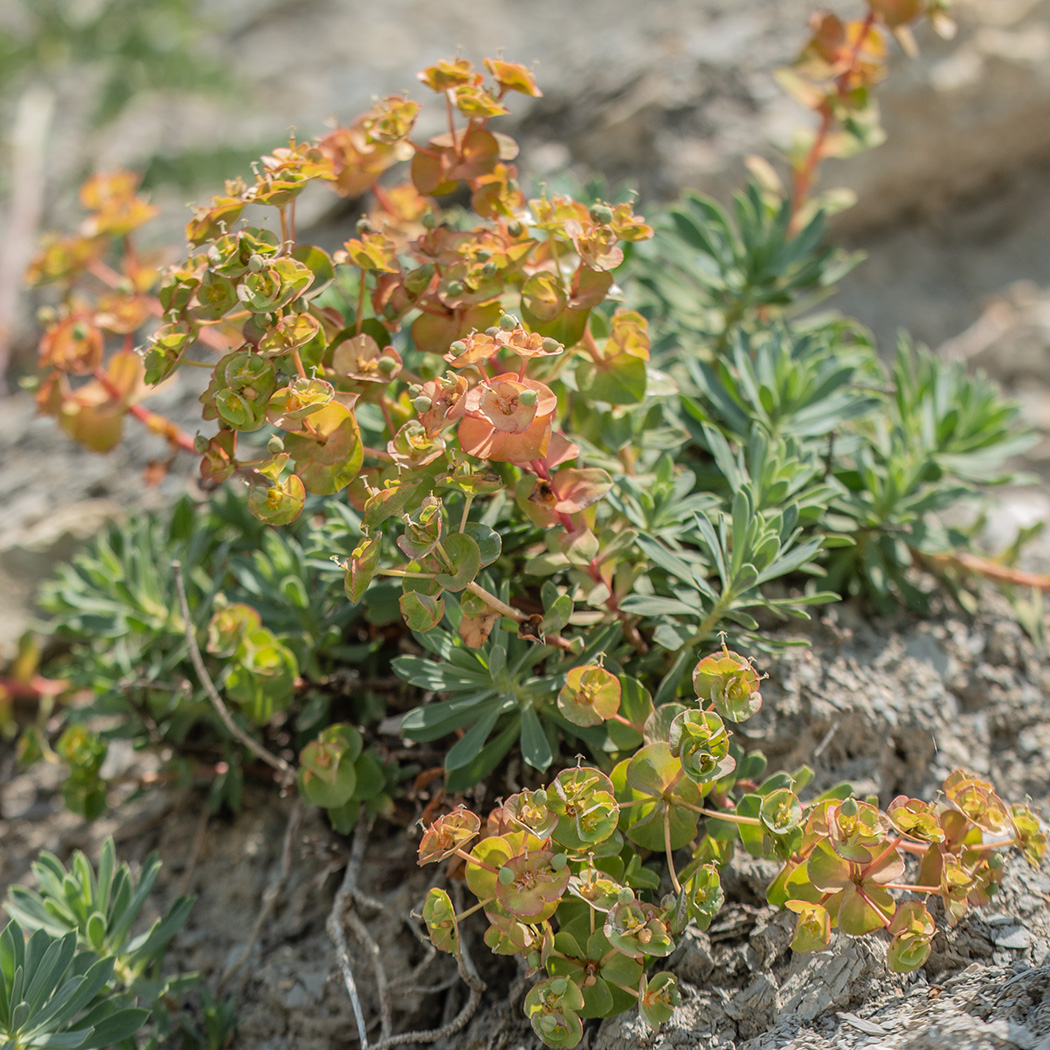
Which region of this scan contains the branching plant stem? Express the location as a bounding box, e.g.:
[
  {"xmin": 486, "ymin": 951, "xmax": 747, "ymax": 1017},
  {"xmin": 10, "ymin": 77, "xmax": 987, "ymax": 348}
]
[
  {"xmin": 789, "ymin": 10, "xmax": 877, "ymax": 229},
  {"xmin": 463, "ymin": 580, "xmax": 577, "ymax": 652},
  {"xmin": 172, "ymin": 560, "xmax": 294, "ymax": 784},
  {"xmin": 328, "ymin": 820, "xmax": 486, "ymax": 1049}
]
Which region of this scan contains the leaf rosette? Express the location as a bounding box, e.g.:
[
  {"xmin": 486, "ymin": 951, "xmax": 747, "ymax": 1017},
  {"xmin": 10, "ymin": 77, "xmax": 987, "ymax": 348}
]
[
  {"xmin": 692, "ymin": 647, "xmax": 763, "ymax": 722},
  {"xmin": 524, "ymin": 977, "xmax": 585, "ymax": 1049},
  {"xmin": 886, "ymin": 901, "xmax": 934, "ymax": 972},
  {"xmin": 422, "ymin": 887, "xmax": 459, "ymax": 954},
  {"xmin": 557, "ymin": 665, "xmax": 621, "ymax": 728},
  {"xmin": 495, "ymin": 851, "xmax": 571, "ymax": 918},
  {"xmin": 548, "ymin": 767, "xmax": 619, "ymax": 850},
  {"xmin": 668, "ymin": 709, "xmax": 735, "ymax": 785},
  {"xmin": 417, "ymin": 807, "xmax": 481, "ymax": 864},
  {"xmin": 603, "ymin": 896, "xmax": 675, "ymax": 959}
]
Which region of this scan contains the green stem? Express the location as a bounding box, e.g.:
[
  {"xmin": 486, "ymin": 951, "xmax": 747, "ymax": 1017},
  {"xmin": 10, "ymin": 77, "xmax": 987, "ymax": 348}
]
[
  {"xmin": 459, "ymin": 493, "xmax": 475, "ymax": 533},
  {"xmin": 677, "ymin": 800, "xmax": 762, "ymax": 826},
  {"xmin": 691, "ymin": 593, "xmax": 732, "ymax": 646},
  {"xmin": 463, "ymin": 580, "xmax": 576, "ymax": 652},
  {"xmin": 664, "ymin": 811, "xmax": 682, "ymax": 894},
  {"xmin": 454, "ymin": 897, "xmax": 494, "ymax": 922}
]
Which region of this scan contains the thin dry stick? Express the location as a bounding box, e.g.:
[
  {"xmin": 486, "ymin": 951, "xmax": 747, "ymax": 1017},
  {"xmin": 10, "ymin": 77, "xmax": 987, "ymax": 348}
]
[
  {"xmin": 327, "ymin": 823, "xmax": 486, "ymax": 1050},
  {"xmin": 330, "ymin": 818, "xmax": 393, "ymax": 1041},
  {"xmin": 221, "ymin": 797, "xmax": 304, "ymax": 988},
  {"xmin": 328, "ymin": 841, "xmax": 373, "ymax": 1050},
  {"xmin": 344, "ymin": 908, "xmax": 394, "ymax": 1041},
  {"xmin": 367, "ymin": 932, "xmax": 485, "ymax": 1050},
  {"xmin": 921, "ymin": 549, "xmax": 1050, "ymax": 593},
  {"xmin": 172, "ymin": 560, "xmax": 294, "ymax": 783},
  {"xmin": 811, "ymin": 720, "xmax": 840, "ymax": 762},
  {"xmin": 367, "ymin": 880, "xmax": 487, "ymax": 1050}
]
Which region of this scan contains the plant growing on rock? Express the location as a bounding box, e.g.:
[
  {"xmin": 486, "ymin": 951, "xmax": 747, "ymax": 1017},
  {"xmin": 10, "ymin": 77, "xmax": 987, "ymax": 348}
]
[
  {"xmin": 417, "ymin": 647, "xmax": 1046, "ymax": 1044},
  {"xmin": 18, "ymin": 0, "xmax": 1050, "ymax": 1045}
]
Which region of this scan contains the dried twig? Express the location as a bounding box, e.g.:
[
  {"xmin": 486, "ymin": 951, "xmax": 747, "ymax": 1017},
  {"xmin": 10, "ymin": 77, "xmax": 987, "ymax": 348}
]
[
  {"xmin": 366, "ymin": 885, "xmax": 486, "ymax": 1050},
  {"xmin": 221, "ymin": 797, "xmax": 303, "ymax": 989},
  {"xmin": 327, "ymin": 825, "xmax": 374, "ymax": 1050},
  {"xmin": 172, "ymin": 560, "xmax": 294, "ymax": 783},
  {"xmin": 812, "ymin": 720, "xmax": 840, "ymax": 761},
  {"xmin": 917, "ymin": 548, "xmax": 1050, "ymax": 592},
  {"xmin": 327, "ymin": 819, "xmax": 486, "ymax": 1049}
]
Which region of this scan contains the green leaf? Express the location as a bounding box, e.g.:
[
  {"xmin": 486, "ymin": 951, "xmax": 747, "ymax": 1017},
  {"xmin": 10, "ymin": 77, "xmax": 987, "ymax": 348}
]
[
  {"xmin": 464, "ymin": 523, "xmax": 502, "ymax": 567},
  {"xmin": 399, "ymin": 591, "xmax": 445, "ymax": 632},
  {"xmin": 436, "ymin": 533, "xmax": 482, "ymax": 591},
  {"xmin": 575, "ymin": 353, "xmax": 647, "ymax": 405},
  {"xmin": 520, "ymin": 705, "xmax": 553, "ymax": 771},
  {"xmin": 444, "ymin": 716, "xmax": 521, "ymax": 793},
  {"xmin": 79, "ymin": 1007, "xmax": 150, "ymax": 1048}
]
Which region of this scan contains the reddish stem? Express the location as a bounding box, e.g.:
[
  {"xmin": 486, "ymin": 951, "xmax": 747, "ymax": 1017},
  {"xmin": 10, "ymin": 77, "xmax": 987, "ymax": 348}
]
[
  {"xmin": 920, "ymin": 548, "xmax": 1050, "ymax": 592},
  {"xmin": 91, "ymin": 367, "xmax": 196, "ymax": 453},
  {"xmin": 86, "ymin": 260, "xmax": 231, "ymax": 354},
  {"xmin": 371, "ymin": 184, "xmax": 398, "ymax": 217},
  {"xmin": 582, "ymin": 326, "xmax": 603, "ymax": 364},
  {"xmin": 860, "ymin": 834, "xmax": 904, "ymax": 881},
  {"xmin": 854, "ymin": 886, "xmax": 893, "ymax": 929},
  {"xmin": 789, "ymin": 11, "xmax": 877, "ymax": 228},
  {"xmin": 0, "ymin": 674, "xmax": 67, "ymax": 699}
]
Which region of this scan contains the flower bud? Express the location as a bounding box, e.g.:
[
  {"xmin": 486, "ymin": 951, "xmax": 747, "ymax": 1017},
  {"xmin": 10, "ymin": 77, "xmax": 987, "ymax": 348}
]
[
  {"xmin": 421, "ymin": 210, "xmax": 437, "ymax": 229},
  {"xmin": 445, "ymin": 280, "xmax": 463, "ymax": 297},
  {"xmin": 267, "ymin": 435, "xmax": 285, "ymax": 454},
  {"xmin": 193, "ymin": 434, "xmax": 210, "ymax": 454},
  {"xmin": 248, "ymin": 253, "xmax": 265, "ymax": 273},
  {"xmin": 481, "ymin": 261, "xmax": 498, "ymax": 278}
]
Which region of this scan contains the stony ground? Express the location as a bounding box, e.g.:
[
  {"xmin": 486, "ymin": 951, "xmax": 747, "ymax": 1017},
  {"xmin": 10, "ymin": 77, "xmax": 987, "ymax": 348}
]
[{"xmin": 1, "ymin": 0, "xmax": 1050, "ymax": 1047}]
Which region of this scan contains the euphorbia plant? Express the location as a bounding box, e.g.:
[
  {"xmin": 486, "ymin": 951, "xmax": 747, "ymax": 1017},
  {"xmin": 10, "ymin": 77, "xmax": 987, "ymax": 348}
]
[
  {"xmin": 417, "ymin": 648, "xmax": 1046, "ymax": 1045},
  {"xmin": 20, "ymin": 1, "xmax": 1050, "ymax": 1044}
]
